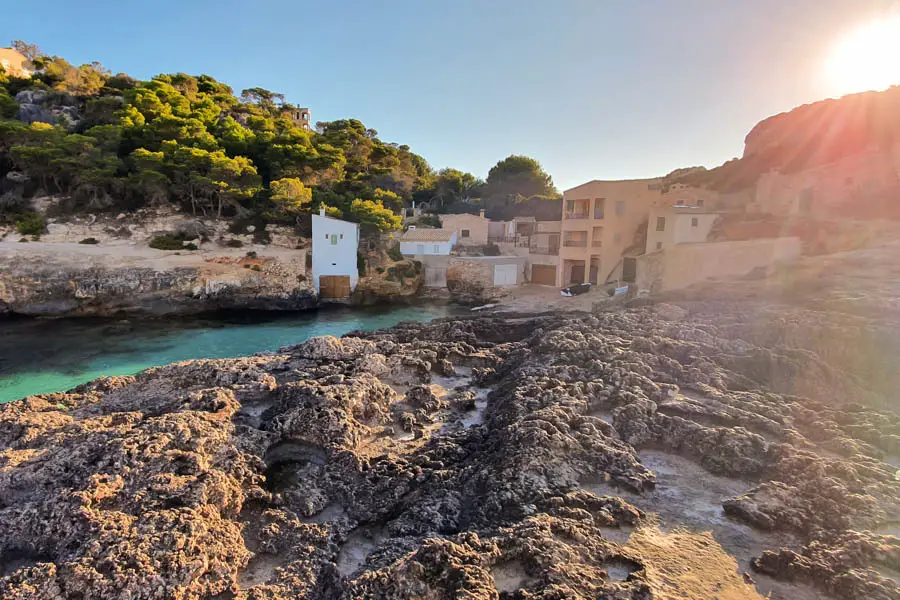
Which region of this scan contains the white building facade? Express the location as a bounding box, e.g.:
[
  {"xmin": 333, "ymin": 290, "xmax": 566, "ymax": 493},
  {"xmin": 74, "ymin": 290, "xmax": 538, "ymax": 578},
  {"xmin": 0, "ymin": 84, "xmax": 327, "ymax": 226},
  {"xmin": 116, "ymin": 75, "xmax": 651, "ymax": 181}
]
[{"xmin": 311, "ymin": 211, "xmax": 360, "ymax": 298}]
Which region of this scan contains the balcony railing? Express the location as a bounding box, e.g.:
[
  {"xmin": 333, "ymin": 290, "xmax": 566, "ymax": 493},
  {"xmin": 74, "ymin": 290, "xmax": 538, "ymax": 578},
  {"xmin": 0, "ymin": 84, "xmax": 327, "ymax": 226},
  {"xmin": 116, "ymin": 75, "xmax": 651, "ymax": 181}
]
[
  {"xmin": 593, "ymin": 210, "xmax": 605, "ymax": 220},
  {"xmin": 591, "ymin": 241, "xmax": 603, "ymax": 248},
  {"xmin": 563, "ymin": 239, "xmax": 587, "ymax": 248},
  {"xmin": 488, "ymin": 235, "xmax": 517, "ymax": 244},
  {"xmin": 565, "ymin": 212, "xmax": 589, "ymax": 220},
  {"xmin": 529, "ymin": 244, "xmax": 559, "ymax": 255}
]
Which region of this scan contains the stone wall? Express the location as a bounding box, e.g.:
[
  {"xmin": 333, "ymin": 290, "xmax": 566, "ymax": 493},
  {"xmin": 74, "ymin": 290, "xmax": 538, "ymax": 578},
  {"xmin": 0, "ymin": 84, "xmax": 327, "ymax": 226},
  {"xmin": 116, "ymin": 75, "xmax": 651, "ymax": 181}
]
[
  {"xmin": 635, "ymin": 237, "xmax": 800, "ymax": 294},
  {"xmin": 445, "ymin": 256, "xmax": 526, "ymax": 304}
]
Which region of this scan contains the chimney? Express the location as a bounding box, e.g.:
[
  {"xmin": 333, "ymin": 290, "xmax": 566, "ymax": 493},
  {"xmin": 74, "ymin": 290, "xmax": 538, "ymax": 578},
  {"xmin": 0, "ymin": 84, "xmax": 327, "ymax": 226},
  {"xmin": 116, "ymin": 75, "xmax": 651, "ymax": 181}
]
[
  {"xmin": 319, "ymin": 207, "xmax": 326, "ymax": 217},
  {"xmin": 479, "ymin": 209, "xmax": 486, "ymax": 219}
]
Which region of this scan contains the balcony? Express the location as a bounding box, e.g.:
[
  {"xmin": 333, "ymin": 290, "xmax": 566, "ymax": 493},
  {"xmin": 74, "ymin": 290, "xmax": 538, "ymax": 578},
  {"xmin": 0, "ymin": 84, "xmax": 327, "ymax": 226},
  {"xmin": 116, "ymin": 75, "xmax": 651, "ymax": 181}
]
[
  {"xmin": 593, "ymin": 210, "xmax": 605, "ymax": 220},
  {"xmin": 591, "ymin": 240, "xmax": 603, "ymax": 248},
  {"xmin": 563, "ymin": 239, "xmax": 587, "ymax": 248},
  {"xmin": 565, "ymin": 212, "xmax": 589, "ymax": 220}
]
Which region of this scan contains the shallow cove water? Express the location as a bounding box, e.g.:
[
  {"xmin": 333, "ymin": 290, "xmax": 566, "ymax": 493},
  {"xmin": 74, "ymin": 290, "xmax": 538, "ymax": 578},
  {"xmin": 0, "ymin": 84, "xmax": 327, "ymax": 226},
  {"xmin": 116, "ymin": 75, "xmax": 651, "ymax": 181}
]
[{"xmin": 0, "ymin": 304, "xmax": 459, "ymax": 403}]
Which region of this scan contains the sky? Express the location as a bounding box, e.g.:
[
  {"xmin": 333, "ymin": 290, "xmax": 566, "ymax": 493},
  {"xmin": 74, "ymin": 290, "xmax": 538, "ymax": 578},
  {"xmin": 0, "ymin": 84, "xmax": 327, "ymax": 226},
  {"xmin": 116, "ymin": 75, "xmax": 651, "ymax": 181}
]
[{"xmin": 2, "ymin": 0, "xmax": 898, "ymax": 190}]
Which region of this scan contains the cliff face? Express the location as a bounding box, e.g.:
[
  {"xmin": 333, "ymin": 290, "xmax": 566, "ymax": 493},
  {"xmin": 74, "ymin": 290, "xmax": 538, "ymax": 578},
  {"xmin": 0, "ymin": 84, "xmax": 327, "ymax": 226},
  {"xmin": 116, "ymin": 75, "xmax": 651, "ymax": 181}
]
[
  {"xmin": 0, "ymin": 242, "xmax": 316, "ymax": 317},
  {"xmin": 664, "ymin": 86, "xmax": 900, "ymax": 197},
  {"xmin": 743, "ymin": 86, "xmax": 900, "ymax": 170}
]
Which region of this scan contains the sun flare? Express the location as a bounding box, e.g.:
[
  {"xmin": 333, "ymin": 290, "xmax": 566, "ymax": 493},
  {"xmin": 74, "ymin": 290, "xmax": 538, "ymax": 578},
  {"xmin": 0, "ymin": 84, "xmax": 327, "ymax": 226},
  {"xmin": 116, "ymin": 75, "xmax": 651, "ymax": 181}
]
[{"xmin": 826, "ymin": 16, "xmax": 900, "ymax": 95}]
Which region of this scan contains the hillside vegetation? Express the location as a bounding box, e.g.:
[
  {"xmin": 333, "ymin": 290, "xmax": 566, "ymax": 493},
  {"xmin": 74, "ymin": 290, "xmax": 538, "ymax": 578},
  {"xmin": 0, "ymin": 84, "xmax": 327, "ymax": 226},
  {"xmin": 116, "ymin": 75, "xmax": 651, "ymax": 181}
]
[{"xmin": 0, "ymin": 41, "xmax": 560, "ymax": 232}]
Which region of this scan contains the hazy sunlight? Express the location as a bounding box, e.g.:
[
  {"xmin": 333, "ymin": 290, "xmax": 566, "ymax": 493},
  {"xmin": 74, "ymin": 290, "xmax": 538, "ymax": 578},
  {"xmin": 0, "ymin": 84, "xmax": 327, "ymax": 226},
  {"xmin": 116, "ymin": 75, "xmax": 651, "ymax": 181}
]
[{"xmin": 826, "ymin": 16, "xmax": 900, "ymax": 95}]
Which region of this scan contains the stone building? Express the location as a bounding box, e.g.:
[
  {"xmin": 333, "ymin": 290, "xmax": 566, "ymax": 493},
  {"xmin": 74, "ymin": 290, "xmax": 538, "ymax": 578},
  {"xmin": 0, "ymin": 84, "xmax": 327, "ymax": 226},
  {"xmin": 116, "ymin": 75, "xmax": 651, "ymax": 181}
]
[{"xmin": 440, "ymin": 211, "xmax": 490, "ymax": 247}]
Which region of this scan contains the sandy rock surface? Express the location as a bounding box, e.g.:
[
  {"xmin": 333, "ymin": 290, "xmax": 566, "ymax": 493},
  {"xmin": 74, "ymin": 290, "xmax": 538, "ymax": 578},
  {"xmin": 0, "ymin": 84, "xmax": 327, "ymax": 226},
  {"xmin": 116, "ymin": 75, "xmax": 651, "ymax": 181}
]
[{"xmin": 1, "ymin": 295, "xmax": 899, "ymax": 599}]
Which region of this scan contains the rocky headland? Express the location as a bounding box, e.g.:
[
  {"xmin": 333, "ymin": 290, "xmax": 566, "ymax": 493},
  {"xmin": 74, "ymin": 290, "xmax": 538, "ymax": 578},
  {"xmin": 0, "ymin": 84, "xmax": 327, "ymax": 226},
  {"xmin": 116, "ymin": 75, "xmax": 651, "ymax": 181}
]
[{"xmin": 2, "ymin": 241, "xmax": 899, "ymax": 599}]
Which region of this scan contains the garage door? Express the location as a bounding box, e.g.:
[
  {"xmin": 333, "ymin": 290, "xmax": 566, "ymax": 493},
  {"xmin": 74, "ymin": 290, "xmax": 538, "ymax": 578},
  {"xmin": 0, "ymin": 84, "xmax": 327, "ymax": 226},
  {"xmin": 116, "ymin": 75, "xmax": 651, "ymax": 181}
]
[
  {"xmin": 425, "ymin": 267, "xmax": 447, "ymax": 287},
  {"xmin": 319, "ymin": 275, "xmax": 351, "ymax": 299},
  {"xmin": 531, "ymin": 264, "xmax": 556, "ymax": 286},
  {"xmin": 493, "ymin": 263, "xmax": 518, "ymax": 286}
]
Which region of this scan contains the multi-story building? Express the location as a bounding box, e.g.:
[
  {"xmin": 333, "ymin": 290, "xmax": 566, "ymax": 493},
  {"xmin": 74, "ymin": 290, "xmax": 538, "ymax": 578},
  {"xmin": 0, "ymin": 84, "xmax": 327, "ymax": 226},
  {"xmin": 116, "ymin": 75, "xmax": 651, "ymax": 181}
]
[{"xmin": 559, "ymin": 178, "xmax": 662, "ymax": 286}]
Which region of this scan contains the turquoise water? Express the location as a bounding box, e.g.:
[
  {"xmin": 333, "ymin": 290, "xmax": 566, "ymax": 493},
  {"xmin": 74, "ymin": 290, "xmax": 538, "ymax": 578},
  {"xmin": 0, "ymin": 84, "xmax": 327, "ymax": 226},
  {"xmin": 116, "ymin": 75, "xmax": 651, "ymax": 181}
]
[{"xmin": 0, "ymin": 305, "xmax": 458, "ymax": 403}]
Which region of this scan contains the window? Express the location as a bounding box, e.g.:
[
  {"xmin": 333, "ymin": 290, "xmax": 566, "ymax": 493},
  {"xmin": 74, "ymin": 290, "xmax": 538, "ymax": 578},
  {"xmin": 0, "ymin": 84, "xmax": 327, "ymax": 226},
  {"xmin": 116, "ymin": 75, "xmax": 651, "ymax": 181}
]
[
  {"xmin": 339, "ymin": 233, "xmax": 344, "ymax": 239},
  {"xmin": 615, "ymin": 200, "xmax": 625, "ymax": 216},
  {"xmin": 691, "ymin": 217, "xmax": 698, "ymax": 227},
  {"xmin": 656, "ymin": 242, "xmax": 662, "ymax": 250},
  {"xmin": 594, "ymin": 198, "xmax": 605, "ymax": 219},
  {"xmin": 676, "ymin": 199, "xmax": 684, "ymax": 206},
  {"xmin": 614, "ymin": 232, "xmax": 621, "ymax": 243},
  {"xmin": 656, "ymin": 217, "xmax": 666, "ymax": 231},
  {"xmin": 697, "ymin": 199, "xmax": 704, "ymax": 207},
  {"xmin": 566, "ymin": 200, "xmax": 575, "ymax": 213},
  {"xmin": 330, "ymin": 234, "xmax": 338, "ymax": 245},
  {"xmin": 433, "ymin": 245, "xmax": 440, "ymax": 253},
  {"xmin": 461, "ymin": 229, "xmax": 470, "ymax": 238}
]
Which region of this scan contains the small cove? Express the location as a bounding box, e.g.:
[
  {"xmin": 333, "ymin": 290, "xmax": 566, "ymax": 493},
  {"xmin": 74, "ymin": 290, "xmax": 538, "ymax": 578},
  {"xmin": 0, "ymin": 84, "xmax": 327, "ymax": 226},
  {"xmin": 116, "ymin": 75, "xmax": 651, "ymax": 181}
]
[{"xmin": 0, "ymin": 304, "xmax": 460, "ymax": 403}]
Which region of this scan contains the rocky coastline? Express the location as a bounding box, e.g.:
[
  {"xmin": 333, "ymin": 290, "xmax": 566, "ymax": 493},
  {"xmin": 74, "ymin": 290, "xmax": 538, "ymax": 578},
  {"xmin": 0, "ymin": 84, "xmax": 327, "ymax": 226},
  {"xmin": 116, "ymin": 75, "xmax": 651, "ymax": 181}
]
[{"xmin": 1, "ymin": 287, "xmax": 898, "ymax": 599}]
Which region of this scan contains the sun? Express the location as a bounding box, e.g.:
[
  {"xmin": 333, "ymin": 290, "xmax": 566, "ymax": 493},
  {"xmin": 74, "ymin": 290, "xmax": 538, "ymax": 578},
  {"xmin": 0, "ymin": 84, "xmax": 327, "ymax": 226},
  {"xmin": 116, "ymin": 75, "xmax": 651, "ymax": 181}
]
[{"xmin": 825, "ymin": 16, "xmax": 900, "ymax": 95}]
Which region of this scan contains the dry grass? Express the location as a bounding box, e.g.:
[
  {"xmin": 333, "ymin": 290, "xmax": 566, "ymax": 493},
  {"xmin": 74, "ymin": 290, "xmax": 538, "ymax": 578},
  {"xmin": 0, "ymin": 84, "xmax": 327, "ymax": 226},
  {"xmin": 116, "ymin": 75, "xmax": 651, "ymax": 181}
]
[{"xmin": 626, "ymin": 525, "xmax": 766, "ymax": 600}]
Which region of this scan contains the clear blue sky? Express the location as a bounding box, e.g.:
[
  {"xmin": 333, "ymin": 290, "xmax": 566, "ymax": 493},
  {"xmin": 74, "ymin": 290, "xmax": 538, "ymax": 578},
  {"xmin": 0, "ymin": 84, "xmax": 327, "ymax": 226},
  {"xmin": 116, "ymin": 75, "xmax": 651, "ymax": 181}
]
[{"xmin": 1, "ymin": 0, "xmax": 891, "ymax": 190}]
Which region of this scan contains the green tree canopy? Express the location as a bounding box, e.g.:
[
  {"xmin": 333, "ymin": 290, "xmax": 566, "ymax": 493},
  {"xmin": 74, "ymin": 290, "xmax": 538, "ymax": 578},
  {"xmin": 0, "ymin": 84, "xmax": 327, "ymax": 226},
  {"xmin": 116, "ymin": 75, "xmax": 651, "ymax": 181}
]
[{"xmin": 484, "ymin": 155, "xmax": 557, "ymax": 201}]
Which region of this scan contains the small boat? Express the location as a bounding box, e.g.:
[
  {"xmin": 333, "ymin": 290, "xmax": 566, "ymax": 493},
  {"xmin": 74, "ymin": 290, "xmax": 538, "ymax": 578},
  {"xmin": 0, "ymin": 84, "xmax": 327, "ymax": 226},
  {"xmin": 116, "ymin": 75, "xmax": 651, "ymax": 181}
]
[
  {"xmin": 560, "ymin": 282, "xmax": 592, "ymax": 297},
  {"xmin": 471, "ymin": 303, "xmax": 498, "ymax": 311}
]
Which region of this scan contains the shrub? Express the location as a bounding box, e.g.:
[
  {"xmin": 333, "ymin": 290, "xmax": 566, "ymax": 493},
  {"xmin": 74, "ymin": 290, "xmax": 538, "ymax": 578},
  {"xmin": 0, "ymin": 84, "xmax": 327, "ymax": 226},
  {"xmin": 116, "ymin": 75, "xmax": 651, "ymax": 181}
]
[
  {"xmin": 250, "ymin": 264, "xmax": 262, "ymax": 272},
  {"xmin": 245, "ymin": 251, "xmax": 258, "ymax": 259},
  {"xmin": 18, "ymin": 237, "xmax": 28, "ymax": 243},
  {"xmin": 376, "ymin": 266, "xmax": 385, "ymax": 274},
  {"xmin": 79, "ymin": 237, "xmax": 99, "ymax": 245},
  {"xmin": 357, "ymin": 251, "xmax": 367, "ymax": 277},
  {"xmin": 484, "ymin": 243, "xmax": 501, "ymax": 256},
  {"xmin": 224, "ymin": 238, "xmax": 244, "ymax": 248},
  {"xmin": 149, "ymin": 235, "xmax": 188, "ymax": 250},
  {"xmin": 387, "ymin": 244, "xmax": 403, "ymax": 262},
  {"xmin": 419, "ymin": 214, "xmax": 441, "ymax": 228},
  {"xmin": 184, "ymin": 242, "xmax": 198, "ymax": 251},
  {"xmin": 15, "ymin": 213, "xmax": 45, "ymax": 236}
]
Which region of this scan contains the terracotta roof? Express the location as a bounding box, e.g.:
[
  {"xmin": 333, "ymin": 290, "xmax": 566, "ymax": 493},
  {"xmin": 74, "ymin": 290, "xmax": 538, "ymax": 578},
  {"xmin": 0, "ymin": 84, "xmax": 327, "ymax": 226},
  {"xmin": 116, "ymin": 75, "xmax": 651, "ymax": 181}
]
[{"xmin": 400, "ymin": 228, "xmax": 456, "ymax": 242}]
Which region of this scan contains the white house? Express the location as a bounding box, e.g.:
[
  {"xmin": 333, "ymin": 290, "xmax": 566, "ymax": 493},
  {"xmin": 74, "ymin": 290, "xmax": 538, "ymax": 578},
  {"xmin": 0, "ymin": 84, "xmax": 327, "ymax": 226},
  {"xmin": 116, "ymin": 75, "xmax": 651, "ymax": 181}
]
[
  {"xmin": 399, "ymin": 228, "xmax": 457, "ymax": 256},
  {"xmin": 311, "ymin": 209, "xmax": 360, "ymax": 299}
]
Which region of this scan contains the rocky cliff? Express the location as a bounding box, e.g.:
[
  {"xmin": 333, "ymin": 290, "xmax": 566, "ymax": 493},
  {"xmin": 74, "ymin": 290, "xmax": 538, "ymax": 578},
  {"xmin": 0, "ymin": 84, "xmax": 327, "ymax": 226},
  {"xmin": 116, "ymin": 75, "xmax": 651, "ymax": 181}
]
[
  {"xmin": 0, "ymin": 205, "xmax": 322, "ymax": 317},
  {"xmin": 0, "ymin": 242, "xmax": 315, "ymax": 317},
  {"xmin": 663, "ymin": 85, "xmax": 900, "ymax": 196},
  {"xmin": 743, "ymin": 85, "xmax": 900, "ymax": 168},
  {"xmin": 2, "ymin": 240, "xmax": 900, "ymax": 599}
]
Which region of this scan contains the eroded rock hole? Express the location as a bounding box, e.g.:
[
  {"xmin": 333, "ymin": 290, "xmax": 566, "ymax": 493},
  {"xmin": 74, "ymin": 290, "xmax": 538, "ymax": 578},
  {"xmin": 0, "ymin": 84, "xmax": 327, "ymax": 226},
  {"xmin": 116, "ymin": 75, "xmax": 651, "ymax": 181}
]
[
  {"xmin": 0, "ymin": 548, "xmax": 54, "ymax": 578},
  {"xmin": 263, "ymin": 441, "xmax": 326, "ymax": 494}
]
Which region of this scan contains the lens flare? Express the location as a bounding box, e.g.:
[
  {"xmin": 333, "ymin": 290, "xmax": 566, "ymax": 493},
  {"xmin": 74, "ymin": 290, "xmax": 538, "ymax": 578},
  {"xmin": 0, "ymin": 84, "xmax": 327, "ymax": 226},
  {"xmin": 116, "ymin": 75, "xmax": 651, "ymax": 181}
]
[{"xmin": 825, "ymin": 16, "xmax": 900, "ymax": 95}]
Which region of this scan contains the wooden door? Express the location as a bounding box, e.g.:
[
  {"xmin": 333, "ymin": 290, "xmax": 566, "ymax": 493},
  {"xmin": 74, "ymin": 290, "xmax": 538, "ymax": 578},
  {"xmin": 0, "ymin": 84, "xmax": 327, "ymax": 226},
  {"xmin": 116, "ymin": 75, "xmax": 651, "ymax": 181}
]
[
  {"xmin": 531, "ymin": 264, "xmax": 556, "ymax": 286},
  {"xmin": 622, "ymin": 258, "xmax": 637, "ymax": 283},
  {"xmin": 569, "ymin": 264, "xmax": 585, "ymax": 284},
  {"xmin": 320, "ymin": 275, "xmax": 351, "ymax": 299}
]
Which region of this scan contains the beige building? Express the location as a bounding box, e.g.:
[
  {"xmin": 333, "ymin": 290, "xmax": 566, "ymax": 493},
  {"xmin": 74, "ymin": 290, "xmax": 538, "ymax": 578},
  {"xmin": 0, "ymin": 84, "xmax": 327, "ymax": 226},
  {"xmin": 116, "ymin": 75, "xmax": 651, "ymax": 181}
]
[
  {"xmin": 0, "ymin": 48, "xmax": 31, "ymax": 78},
  {"xmin": 559, "ymin": 178, "xmax": 662, "ymax": 286},
  {"xmin": 440, "ymin": 211, "xmax": 489, "ymax": 246},
  {"xmin": 645, "ymin": 206, "xmax": 720, "ymax": 253},
  {"xmin": 750, "ymin": 144, "xmax": 900, "ymax": 218}
]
